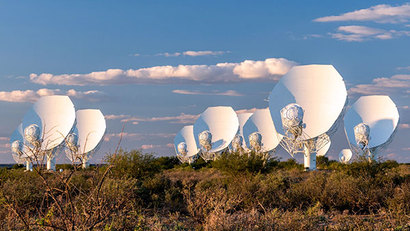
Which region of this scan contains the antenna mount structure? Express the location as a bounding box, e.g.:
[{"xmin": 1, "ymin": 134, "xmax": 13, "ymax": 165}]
[
  {"xmin": 279, "ymin": 103, "xmax": 330, "ymax": 171},
  {"xmin": 231, "ymin": 134, "xmax": 244, "ymax": 153},
  {"xmin": 198, "ymin": 130, "xmax": 215, "ymax": 161},
  {"xmin": 176, "ymin": 142, "xmax": 196, "ymax": 164}
]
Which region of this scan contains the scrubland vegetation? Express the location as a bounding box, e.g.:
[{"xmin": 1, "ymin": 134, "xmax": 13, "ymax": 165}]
[{"xmin": 0, "ymin": 150, "xmax": 409, "ymax": 230}]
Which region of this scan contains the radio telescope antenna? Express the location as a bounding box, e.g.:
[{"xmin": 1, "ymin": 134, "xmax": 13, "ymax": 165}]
[
  {"xmin": 243, "ymin": 108, "xmax": 282, "ymax": 159},
  {"xmin": 316, "ymin": 135, "xmax": 331, "ymax": 157},
  {"xmin": 230, "ymin": 112, "xmax": 253, "ymax": 153},
  {"xmin": 339, "ymin": 149, "xmax": 353, "ymax": 164},
  {"xmin": 193, "ymin": 106, "xmax": 239, "ymax": 161},
  {"xmin": 344, "ymin": 95, "xmax": 399, "ymax": 161},
  {"xmin": 64, "ymin": 109, "xmax": 106, "ymax": 168},
  {"xmin": 269, "ymin": 65, "xmax": 347, "ymax": 171},
  {"xmin": 10, "ymin": 123, "xmax": 33, "ymax": 171},
  {"xmin": 21, "ymin": 96, "xmax": 76, "ymax": 171},
  {"xmin": 174, "ymin": 125, "xmax": 199, "ymax": 164}
]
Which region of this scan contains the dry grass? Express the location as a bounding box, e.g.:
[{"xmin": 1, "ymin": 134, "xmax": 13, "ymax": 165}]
[{"xmin": 0, "ymin": 150, "xmax": 409, "ymax": 230}]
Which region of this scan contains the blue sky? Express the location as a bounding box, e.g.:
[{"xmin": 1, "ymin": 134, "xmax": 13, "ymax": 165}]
[{"xmin": 0, "ymin": 1, "xmax": 409, "ymax": 163}]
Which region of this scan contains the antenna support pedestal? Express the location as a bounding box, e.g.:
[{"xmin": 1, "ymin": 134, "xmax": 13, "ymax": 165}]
[
  {"xmin": 25, "ymin": 160, "xmax": 33, "ymax": 171},
  {"xmin": 47, "ymin": 156, "xmax": 56, "ymax": 171},
  {"xmin": 303, "ymin": 145, "xmax": 316, "ymax": 171},
  {"xmin": 82, "ymin": 156, "xmax": 89, "ymax": 169}
]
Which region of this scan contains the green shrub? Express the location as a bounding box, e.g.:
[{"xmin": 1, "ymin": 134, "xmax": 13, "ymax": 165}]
[
  {"xmin": 277, "ymin": 158, "xmax": 304, "ymax": 170},
  {"xmin": 152, "ymin": 156, "xmax": 180, "ymax": 170},
  {"xmin": 105, "ymin": 149, "xmax": 161, "ymax": 179},
  {"xmin": 211, "ymin": 151, "xmax": 279, "ymax": 174},
  {"xmin": 0, "ymin": 149, "xmax": 408, "ymax": 230}
]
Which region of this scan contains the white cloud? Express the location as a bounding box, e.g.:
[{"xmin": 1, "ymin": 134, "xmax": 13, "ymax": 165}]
[
  {"xmin": 140, "ymin": 144, "xmax": 162, "ymax": 150},
  {"xmin": 232, "ymin": 58, "xmax": 294, "ymax": 78},
  {"xmin": 330, "ymin": 25, "xmax": 410, "ymax": 41},
  {"xmin": 397, "ymin": 66, "xmax": 410, "ymax": 71},
  {"xmin": 349, "ymin": 74, "xmax": 410, "ymax": 95},
  {"xmin": 0, "ymin": 137, "xmax": 9, "ymax": 141},
  {"xmin": 0, "ymin": 137, "xmax": 10, "ymax": 149},
  {"xmin": 29, "ymin": 57, "xmax": 297, "ymax": 86},
  {"xmin": 172, "ymin": 89, "xmax": 243, "ymax": 97},
  {"xmin": 0, "ymin": 88, "xmax": 105, "ymax": 103},
  {"xmin": 157, "ymin": 50, "xmax": 226, "ymax": 57},
  {"xmin": 158, "ymin": 52, "xmax": 182, "ymax": 57},
  {"xmin": 314, "ymin": 4, "xmax": 410, "ymax": 24},
  {"xmin": 121, "ymin": 113, "xmax": 199, "ymax": 124},
  {"xmin": 105, "ymin": 114, "xmax": 130, "ymax": 120},
  {"xmin": 399, "ymin": 123, "xmax": 410, "ymax": 129},
  {"xmin": 183, "ymin": 50, "xmax": 225, "ymax": 56}
]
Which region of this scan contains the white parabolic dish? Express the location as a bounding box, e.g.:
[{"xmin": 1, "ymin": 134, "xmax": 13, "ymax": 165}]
[
  {"xmin": 344, "ymin": 95, "xmax": 399, "ymax": 149},
  {"xmin": 316, "ymin": 138, "xmax": 331, "ymax": 157},
  {"xmin": 339, "ymin": 149, "xmax": 353, "ymax": 163},
  {"xmin": 243, "ymin": 108, "xmax": 282, "ymax": 152},
  {"xmin": 236, "ymin": 112, "xmax": 253, "ymax": 149},
  {"xmin": 269, "ymin": 65, "xmax": 347, "ymax": 140},
  {"xmin": 75, "ymin": 109, "xmax": 106, "ymax": 155},
  {"xmin": 193, "ymin": 106, "xmax": 239, "ymax": 153},
  {"xmin": 174, "ymin": 125, "xmax": 198, "ymax": 157},
  {"xmin": 22, "ymin": 96, "xmax": 76, "ymax": 150}
]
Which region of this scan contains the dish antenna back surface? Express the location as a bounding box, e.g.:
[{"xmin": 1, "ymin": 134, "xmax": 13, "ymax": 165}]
[
  {"xmin": 174, "ymin": 125, "xmax": 198, "ymax": 164},
  {"xmin": 268, "ymin": 65, "xmax": 347, "ymax": 171},
  {"xmin": 339, "ymin": 149, "xmax": 353, "ymax": 163},
  {"xmin": 243, "ymin": 108, "xmax": 281, "ymax": 154},
  {"xmin": 65, "ymin": 109, "xmax": 106, "ymax": 168},
  {"xmin": 344, "ymin": 95, "xmax": 399, "ymax": 159},
  {"xmin": 22, "ymin": 96, "xmax": 76, "ymax": 170},
  {"xmin": 193, "ymin": 106, "xmax": 239, "ymax": 161}
]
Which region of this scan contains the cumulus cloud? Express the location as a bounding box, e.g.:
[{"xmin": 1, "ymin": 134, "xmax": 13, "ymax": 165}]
[
  {"xmin": 314, "ymin": 4, "xmax": 410, "ymax": 24},
  {"xmin": 172, "ymin": 89, "xmax": 243, "ymax": 97},
  {"xmin": 348, "ymin": 74, "xmax": 410, "ymax": 95},
  {"xmin": 105, "ymin": 114, "xmax": 130, "ymax": 120},
  {"xmin": 330, "ymin": 25, "xmax": 410, "ymax": 42},
  {"xmin": 157, "ymin": 50, "xmax": 226, "ymax": 57},
  {"xmin": 399, "ymin": 123, "xmax": 410, "ymax": 129},
  {"xmin": 0, "ymin": 88, "xmax": 105, "ymax": 103},
  {"xmin": 29, "ymin": 58, "xmax": 297, "ymax": 86}
]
